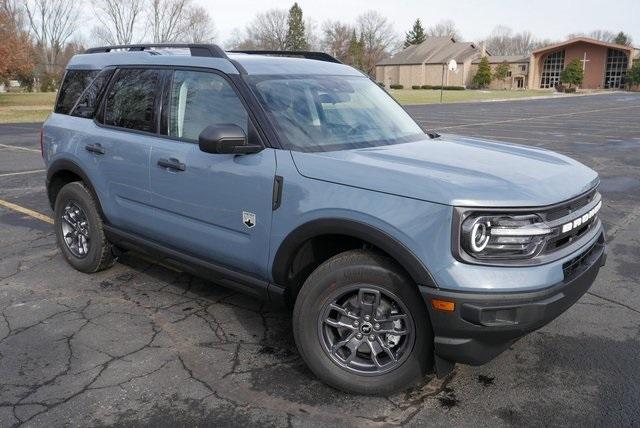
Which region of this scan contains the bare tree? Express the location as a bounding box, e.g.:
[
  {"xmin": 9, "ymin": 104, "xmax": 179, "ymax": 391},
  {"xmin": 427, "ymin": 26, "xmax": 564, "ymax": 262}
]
[
  {"xmin": 147, "ymin": 0, "xmax": 192, "ymax": 43},
  {"xmin": 485, "ymin": 25, "xmax": 538, "ymax": 55},
  {"xmin": 90, "ymin": 0, "xmax": 144, "ymax": 45},
  {"xmin": 24, "ymin": 0, "xmax": 80, "ymax": 73},
  {"xmin": 321, "ymin": 20, "xmax": 353, "ymax": 62},
  {"xmin": 566, "ymin": 30, "xmax": 616, "ymax": 42},
  {"xmin": 182, "ymin": 5, "xmax": 216, "ymax": 43},
  {"xmin": 426, "ymin": 19, "xmax": 462, "ymax": 40},
  {"xmin": 356, "ymin": 11, "xmax": 398, "ymax": 76},
  {"xmin": 1, "ymin": 0, "xmax": 26, "ymax": 29},
  {"xmin": 229, "ymin": 8, "xmax": 288, "ymax": 50}
]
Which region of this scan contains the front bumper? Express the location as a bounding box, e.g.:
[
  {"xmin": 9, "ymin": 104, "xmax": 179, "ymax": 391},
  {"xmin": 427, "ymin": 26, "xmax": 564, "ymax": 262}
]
[{"xmin": 420, "ymin": 232, "xmax": 606, "ymax": 366}]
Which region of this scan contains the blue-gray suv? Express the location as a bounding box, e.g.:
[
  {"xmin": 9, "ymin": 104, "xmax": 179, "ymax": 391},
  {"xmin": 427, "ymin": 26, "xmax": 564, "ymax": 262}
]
[{"xmin": 43, "ymin": 44, "xmax": 606, "ymax": 395}]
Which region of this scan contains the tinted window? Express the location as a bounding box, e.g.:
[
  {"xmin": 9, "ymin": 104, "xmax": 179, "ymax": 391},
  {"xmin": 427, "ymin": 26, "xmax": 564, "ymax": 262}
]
[
  {"xmin": 55, "ymin": 70, "xmax": 99, "ymax": 114},
  {"xmin": 104, "ymin": 69, "xmax": 161, "ymax": 132},
  {"xmin": 70, "ymin": 68, "xmax": 115, "ymax": 119},
  {"xmin": 167, "ymin": 70, "xmax": 248, "ymax": 141}
]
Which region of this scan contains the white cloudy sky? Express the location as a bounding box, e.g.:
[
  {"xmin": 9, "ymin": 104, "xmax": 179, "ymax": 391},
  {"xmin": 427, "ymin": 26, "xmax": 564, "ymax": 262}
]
[
  {"xmin": 196, "ymin": 0, "xmax": 639, "ymax": 46},
  {"xmin": 76, "ymin": 0, "xmax": 639, "ymax": 47}
]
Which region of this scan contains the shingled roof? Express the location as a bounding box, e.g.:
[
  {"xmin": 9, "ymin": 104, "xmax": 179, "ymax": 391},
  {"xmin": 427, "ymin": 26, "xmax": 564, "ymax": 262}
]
[
  {"xmin": 378, "ymin": 37, "xmax": 482, "ymax": 66},
  {"xmin": 472, "ymin": 55, "xmax": 530, "ymax": 64}
]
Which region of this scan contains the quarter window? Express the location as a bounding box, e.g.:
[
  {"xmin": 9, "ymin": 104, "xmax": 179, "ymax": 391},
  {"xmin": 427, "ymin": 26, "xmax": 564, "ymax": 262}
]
[
  {"xmin": 55, "ymin": 70, "xmax": 99, "ymax": 114},
  {"xmin": 167, "ymin": 70, "xmax": 248, "ymax": 141},
  {"xmin": 104, "ymin": 69, "xmax": 161, "ymax": 133},
  {"xmin": 71, "ymin": 68, "xmax": 115, "ymax": 119}
]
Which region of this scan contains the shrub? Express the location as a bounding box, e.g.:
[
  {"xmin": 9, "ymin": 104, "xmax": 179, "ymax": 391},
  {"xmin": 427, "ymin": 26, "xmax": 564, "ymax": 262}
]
[
  {"xmin": 564, "ymin": 87, "xmax": 577, "ymax": 93},
  {"xmin": 411, "ymin": 85, "xmax": 421, "ymax": 89},
  {"xmin": 389, "ymin": 84, "xmax": 404, "ymax": 89},
  {"xmin": 377, "ymin": 82, "xmax": 385, "ymax": 87},
  {"xmin": 443, "ymin": 85, "xmax": 465, "ymax": 90},
  {"xmin": 421, "ymin": 85, "xmax": 433, "ymax": 89}
]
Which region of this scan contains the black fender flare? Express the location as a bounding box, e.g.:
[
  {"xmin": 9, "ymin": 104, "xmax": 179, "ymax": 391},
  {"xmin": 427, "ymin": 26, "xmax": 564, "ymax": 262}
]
[
  {"xmin": 272, "ymin": 218, "xmax": 437, "ymax": 288},
  {"xmin": 46, "ymin": 159, "xmax": 103, "ymax": 215}
]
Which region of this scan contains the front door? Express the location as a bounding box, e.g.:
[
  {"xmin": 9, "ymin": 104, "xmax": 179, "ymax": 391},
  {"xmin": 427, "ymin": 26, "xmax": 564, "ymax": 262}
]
[{"xmin": 148, "ymin": 69, "xmax": 276, "ymax": 279}]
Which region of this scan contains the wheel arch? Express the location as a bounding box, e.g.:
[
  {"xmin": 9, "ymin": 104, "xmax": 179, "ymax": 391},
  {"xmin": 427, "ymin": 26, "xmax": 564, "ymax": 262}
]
[
  {"xmin": 272, "ymin": 218, "xmax": 438, "ymax": 301},
  {"xmin": 46, "ymin": 159, "xmax": 103, "ymax": 217}
]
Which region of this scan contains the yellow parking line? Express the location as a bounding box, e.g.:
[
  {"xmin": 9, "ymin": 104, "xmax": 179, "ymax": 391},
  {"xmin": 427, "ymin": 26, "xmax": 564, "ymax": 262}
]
[
  {"xmin": 0, "ymin": 143, "xmax": 41, "ymax": 153},
  {"xmin": 0, "ymin": 199, "xmax": 53, "ymax": 224},
  {"xmin": 0, "ymin": 169, "xmax": 45, "ymax": 177}
]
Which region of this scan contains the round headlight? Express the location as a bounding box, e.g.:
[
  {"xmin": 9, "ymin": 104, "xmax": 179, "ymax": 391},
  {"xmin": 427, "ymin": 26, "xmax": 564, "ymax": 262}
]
[{"xmin": 470, "ymin": 221, "xmax": 490, "ymax": 252}]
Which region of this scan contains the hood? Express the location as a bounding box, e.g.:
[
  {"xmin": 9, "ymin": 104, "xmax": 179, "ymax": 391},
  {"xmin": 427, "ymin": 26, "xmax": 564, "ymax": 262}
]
[{"xmin": 290, "ymin": 134, "xmax": 599, "ymax": 207}]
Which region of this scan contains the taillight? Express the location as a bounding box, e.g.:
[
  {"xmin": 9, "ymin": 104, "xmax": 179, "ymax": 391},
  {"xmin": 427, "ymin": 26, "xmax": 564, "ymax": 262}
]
[{"xmin": 40, "ymin": 127, "xmax": 44, "ymax": 157}]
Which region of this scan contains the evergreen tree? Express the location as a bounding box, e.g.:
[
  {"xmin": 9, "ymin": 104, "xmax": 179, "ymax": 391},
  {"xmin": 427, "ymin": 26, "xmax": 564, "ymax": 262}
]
[
  {"xmin": 626, "ymin": 61, "xmax": 640, "ymax": 88},
  {"xmin": 347, "ymin": 29, "xmax": 365, "ymax": 71},
  {"xmin": 284, "ymin": 3, "xmax": 308, "ymax": 51},
  {"xmin": 614, "ymin": 31, "xmax": 632, "ymax": 46},
  {"xmin": 560, "ymin": 58, "xmax": 584, "ymax": 88},
  {"xmin": 404, "ymin": 19, "xmax": 426, "ymax": 48},
  {"xmin": 493, "ymin": 61, "xmax": 511, "ymax": 88},
  {"xmin": 473, "ymin": 56, "xmax": 492, "ymax": 88}
]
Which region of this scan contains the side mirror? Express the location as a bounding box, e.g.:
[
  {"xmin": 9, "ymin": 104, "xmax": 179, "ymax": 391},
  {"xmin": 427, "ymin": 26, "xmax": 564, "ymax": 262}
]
[{"xmin": 198, "ymin": 124, "xmax": 263, "ymax": 155}]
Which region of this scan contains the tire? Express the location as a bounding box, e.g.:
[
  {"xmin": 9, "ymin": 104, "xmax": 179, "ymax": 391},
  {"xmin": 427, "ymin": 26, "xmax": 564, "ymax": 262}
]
[
  {"xmin": 54, "ymin": 181, "xmax": 115, "ymax": 273},
  {"xmin": 293, "ymin": 249, "xmax": 433, "ymax": 395}
]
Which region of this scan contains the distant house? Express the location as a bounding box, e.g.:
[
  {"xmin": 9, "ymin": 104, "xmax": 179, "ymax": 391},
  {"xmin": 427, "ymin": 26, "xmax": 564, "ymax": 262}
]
[
  {"xmin": 471, "ymin": 55, "xmax": 530, "ymax": 90},
  {"xmin": 375, "ymin": 37, "xmax": 485, "ymax": 88}
]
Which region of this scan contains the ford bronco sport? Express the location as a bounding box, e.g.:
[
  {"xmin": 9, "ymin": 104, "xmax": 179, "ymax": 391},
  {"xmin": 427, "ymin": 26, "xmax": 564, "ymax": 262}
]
[{"xmin": 43, "ymin": 44, "xmax": 606, "ymax": 395}]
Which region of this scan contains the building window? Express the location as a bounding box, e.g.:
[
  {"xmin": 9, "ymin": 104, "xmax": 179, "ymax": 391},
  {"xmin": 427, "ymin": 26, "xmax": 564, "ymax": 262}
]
[
  {"xmin": 507, "ymin": 70, "xmax": 512, "ymax": 77},
  {"xmin": 520, "ymin": 65, "xmax": 527, "ymax": 72},
  {"xmin": 540, "ymin": 50, "xmax": 565, "ymax": 88},
  {"xmin": 604, "ymin": 49, "xmax": 628, "ymax": 89}
]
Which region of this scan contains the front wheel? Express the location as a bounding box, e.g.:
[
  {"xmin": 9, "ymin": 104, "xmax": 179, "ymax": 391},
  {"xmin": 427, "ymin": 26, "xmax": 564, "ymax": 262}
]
[{"xmin": 293, "ymin": 250, "xmax": 433, "ymax": 395}]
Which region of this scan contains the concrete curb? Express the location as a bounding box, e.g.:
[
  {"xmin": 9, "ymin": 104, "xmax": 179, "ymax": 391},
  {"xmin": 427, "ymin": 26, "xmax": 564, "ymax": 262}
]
[{"xmin": 404, "ymin": 90, "xmax": 627, "ymax": 106}]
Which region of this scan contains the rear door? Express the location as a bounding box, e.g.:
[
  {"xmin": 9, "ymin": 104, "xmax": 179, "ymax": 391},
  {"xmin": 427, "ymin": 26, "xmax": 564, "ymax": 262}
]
[
  {"xmin": 147, "ymin": 69, "xmax": 276, "ymax": 279},
  {"xmin": 88, "ymin": 68, "xmax": 165, "ymax": 234}
]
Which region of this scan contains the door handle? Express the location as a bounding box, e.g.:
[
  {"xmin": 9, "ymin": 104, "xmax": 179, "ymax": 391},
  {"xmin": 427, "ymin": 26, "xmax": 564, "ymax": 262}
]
[
  {"xmin": 85, "ymin": 143, "xmax": 105, "ymax": 155},
  {"xmin": 157, "ymin": 158, "xmax": 186, "ymax": 171}
]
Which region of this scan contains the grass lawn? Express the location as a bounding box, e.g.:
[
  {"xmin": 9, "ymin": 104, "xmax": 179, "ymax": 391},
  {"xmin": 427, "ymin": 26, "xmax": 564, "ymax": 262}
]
[
  {"xmin": 389, "ymin": 89, "xmax": 556, "ymax": 105},
  {"xmin": 0, "ymin": 89, "xmax": 560, "ymax": 123},
  {"xmin": 0, "ymin": 92, "xmax": 56, "ymax": 123}
]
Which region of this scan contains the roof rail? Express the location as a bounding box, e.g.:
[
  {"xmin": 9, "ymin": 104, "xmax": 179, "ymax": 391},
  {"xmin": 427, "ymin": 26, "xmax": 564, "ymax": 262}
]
[
  {"xmin": 228, "ymin": 50, "xmax": 342, "ymax": 64},
  {"xmin": 84, "ymin": 44, "xmax": 228, "ymax": 59}
]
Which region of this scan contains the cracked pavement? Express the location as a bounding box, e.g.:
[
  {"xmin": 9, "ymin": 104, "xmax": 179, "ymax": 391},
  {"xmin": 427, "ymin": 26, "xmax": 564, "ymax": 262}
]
[{"xmin": 1, "ymin": 93, "xmax": 639, "ymax": 426}]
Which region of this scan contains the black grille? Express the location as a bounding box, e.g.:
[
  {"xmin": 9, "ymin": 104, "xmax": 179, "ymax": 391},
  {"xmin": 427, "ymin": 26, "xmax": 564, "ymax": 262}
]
[
  {"xmin": 562, "ymin": 241, "xmax": 599, "ymax": 278},
  {"xmin": 542, "ymin": 188, "xmax": 597, "ymax": 222}
]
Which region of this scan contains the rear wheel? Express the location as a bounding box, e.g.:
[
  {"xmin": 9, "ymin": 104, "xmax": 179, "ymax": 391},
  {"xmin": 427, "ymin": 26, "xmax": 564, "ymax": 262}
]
[
  {"xmin": 54, "ymin": 182, "xmax": 115, "ymax": 273},
  {"xmin": 293, "ymin": 250, "xmax": 433, "ymax": 395}
]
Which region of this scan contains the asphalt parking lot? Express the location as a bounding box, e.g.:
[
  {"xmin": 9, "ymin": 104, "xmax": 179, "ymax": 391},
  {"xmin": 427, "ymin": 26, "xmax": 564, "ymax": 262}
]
[{"xmin": 1, "ymin": 92, "xmax": 639, "ymax": 427}]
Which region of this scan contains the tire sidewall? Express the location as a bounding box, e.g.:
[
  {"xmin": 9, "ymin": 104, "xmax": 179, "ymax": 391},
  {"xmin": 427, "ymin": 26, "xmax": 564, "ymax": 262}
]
[
  {"xmin": 293, "ymin": 252, "xmax": 433, "ymax": 394},
  {"xmin": 54, "ymin": 182, "xmax": 106, "ymax": 273}
]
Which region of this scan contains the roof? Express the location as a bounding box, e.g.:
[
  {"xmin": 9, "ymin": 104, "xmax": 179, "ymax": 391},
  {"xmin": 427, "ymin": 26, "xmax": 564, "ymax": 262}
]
[
  {"xmin": 377, "ymin": 37, "xmax": 481, "ymax": 66},
  {"xmin": 532, "ymin": 37, "xmax": 635, "ymax": 55},
  {"xmin": 67, "ymin": 50, "xmax": 361, "ymax": 76},
  {"xmin": 472, "ymin": 55, "xmax": 530, "ymax": 64}
]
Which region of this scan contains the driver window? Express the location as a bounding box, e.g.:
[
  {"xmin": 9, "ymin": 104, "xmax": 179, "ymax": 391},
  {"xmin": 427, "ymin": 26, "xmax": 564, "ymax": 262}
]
[{"xmin": 168, "ymin": 71, "xmax": 248, "ymax": 141}]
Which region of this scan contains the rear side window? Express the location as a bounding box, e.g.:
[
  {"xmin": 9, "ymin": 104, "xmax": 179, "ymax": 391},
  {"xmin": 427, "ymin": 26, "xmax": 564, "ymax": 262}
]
[
  {"xmin": 103, "ymin": 69, "xmax": 161, "ymax": 133},
  {"xmin": 55, "ymin": 70, "xmax": 99, "ymax": 114},
  {"xmin": 70, "ymin": 68, "xmax": 115, "ymax": 119},
  {"xmin": 166, "ymin": 70, "xmax": 248, "ymax": 141}
]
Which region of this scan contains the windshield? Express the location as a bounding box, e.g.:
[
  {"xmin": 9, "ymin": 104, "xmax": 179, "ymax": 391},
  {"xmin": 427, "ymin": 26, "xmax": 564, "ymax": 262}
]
[{"xmin": 247, "ymin": 75, "xmax": 426, "ymax": 152}]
